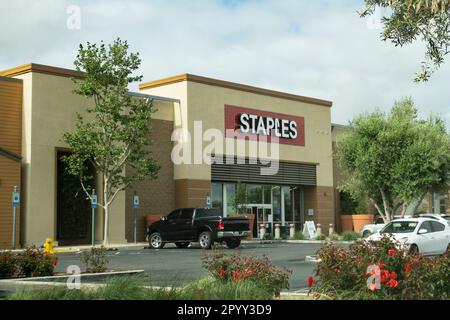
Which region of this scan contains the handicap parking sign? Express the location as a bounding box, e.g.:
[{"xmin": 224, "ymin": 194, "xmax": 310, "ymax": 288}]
[
  {"xmin": 12, "ymin": 192, "xmax": 20, "ymax": 208},
  {"xmin": 133, "ymin": 194, "xmax": 139, "ymax": 209},
  {"xmin": 91, "ymin": 194, "xmax": 98, "ymax": 209}
]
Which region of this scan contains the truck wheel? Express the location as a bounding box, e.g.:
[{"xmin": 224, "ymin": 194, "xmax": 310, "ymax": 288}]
[
  {"xmin": 149, "ymin": 232, "xmax": 165, "ymax": 249},
  {"xmin": 199, "ymin": 231, "xmax": 212, "ymax": 250},
  {"xmin": 175, "ymin": 242, "xmax": 190, "ymax": 249},
  {"xmin": 226, "ymin": 238, "xmax": 241, "ymax": 249}
]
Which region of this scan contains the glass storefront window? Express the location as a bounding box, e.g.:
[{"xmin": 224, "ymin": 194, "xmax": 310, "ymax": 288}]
[
  {"xmin": 272, "ymin": 186, "xmax": 282, "ymax": 223},
  {"xmin": 247, "ymin": 185, "xmax": 262, "ymax": 204},
  {"xmin": 225, "ymin": 183, "xmax": 236, "ymax": 215},
  {"xmin": 263, "ymin": 186, "xmax": 272, "ymax": 205},
  {"xmin": 211, "ymin": 183, "xmax": 223, "ymax": 215},
  {"xmin": 283, "ymin": 186, "xmax": 293, "ymax": 223}
]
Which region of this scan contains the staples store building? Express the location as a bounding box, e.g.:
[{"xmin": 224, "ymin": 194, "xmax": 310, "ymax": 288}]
[{"xmin": 0, "ymin": 63, "xmax": 334, "ymax": 248}]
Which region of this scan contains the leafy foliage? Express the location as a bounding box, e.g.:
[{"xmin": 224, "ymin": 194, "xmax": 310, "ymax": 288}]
[
  {"xmin": 340, "ymin": 231, "xmax": 362, "ymax": 241},
  {"xmin": 359, "ymin": 0, "xmax": 450, "ymax": 81},
  {"xmin": 310, "ymin": 236, "xmax": 450, "ymax": 300},
  {"xmin": 336, "ymin": 98, "xmax": 450, "ymax": 222},
  {"xmin": 0, "ymin": 251, "xmax": 17, "ymax": 279},
  {"xmin": 202, "ymin": 251, "xmax": 292, "ymax": 297},
  {"xmin": 80, "ymin": 246, "xmax": 109, "ymax": 273},
  {"xmin": 16, "ymin": 247, "xmax": 57, "ymax": 278},
  {"xmin": 62, "ymin": 38, "xmax": 160, "ymax": 244}
]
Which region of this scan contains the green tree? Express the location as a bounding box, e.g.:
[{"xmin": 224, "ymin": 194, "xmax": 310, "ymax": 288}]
[
  {"xmin": 336, "ymin": 98, "xmax": 450, "ymax": 222},
  {"xmin": 63, "ymin": 39, "xmax": 160, "ymax": 245},
  {"xmin": 359, "ymin": 0, "xmax": 450, "ymax": 81}
]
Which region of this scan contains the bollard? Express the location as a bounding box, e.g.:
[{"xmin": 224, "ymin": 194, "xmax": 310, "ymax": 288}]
[
  {"xmin": 259, "ymin": 224, "xmax": 265, "ymax": 240},
  {"xmin": 316, "ymin": 223, "xmax": 322, "ymax": 237},
  {"xmin": 290, "ymin": 224, "xmax": 295, "ymax": 239},
  {"xmin": 275, "ymin": 224, "xmax": 281, "ymax": 240},
  {"xmin": 329, "ymin": 224, "xmax": 334, "ymax": 237}
]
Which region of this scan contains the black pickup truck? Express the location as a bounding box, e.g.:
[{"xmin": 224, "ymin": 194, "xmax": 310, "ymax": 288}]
[{"xmin": 147, "ymin": 208, "xmax": 251, "ymax": 249}]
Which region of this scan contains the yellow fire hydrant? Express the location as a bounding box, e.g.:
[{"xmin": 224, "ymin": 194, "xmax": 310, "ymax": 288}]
[{"xmin": 44, "ymin": 237, "xmax": 55, "ymax": 255}]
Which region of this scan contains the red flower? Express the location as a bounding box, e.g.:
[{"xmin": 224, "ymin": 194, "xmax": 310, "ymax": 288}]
[
  {"xmin": 388, "ymin": 249, "xmax": 396, "ymax": 256},
  {"xmin": 369, "ymin": 282, "xmax": 378, "ymax": 292},
  {"xmin": 380, "ymin": 270, "xmax": 390, "ymax": 283},
  {"xmin": 307, "ymin": 276, "xmax": 315, "ymax": 287},
  {"xmin": 386, "ymin": 279, "xmax": 398, "ymax": 288},
  {"xmin": 376, "ymin": 263, "xmax": 386, "ymax": 268},
  {"xmin": 218, "ymin": 269, "xmax": 225, "ymax": 278},
  {"xmin": 405, "ymin": 263, "xmax": 411, "ymax": 273},
  {"xmin": 232, "ymin": 271, "xmax": 242, "ymax": 282},
  {"xmin": 390, "ymin": 271, "xmax": 397, "ymax": 280}
]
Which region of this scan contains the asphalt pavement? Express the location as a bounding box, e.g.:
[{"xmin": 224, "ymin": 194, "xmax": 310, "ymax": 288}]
[{"xmin": 52, "ymin": 242, "xmax": 324, "ymax": 291}]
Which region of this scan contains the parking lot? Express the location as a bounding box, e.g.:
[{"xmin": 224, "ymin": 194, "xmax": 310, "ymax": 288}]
[{"xmin": 53, "ymin": 242, "xmax": 326, "ymax": 292}]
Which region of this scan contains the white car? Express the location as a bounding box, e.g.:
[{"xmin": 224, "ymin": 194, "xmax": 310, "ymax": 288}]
[
  {"xmin": 360, "ymin": 215, "xmax": 413, "ymax": 238},
  {"xmin": 367, "ymin": 218, "xmax": 450, "ymax": 256}
]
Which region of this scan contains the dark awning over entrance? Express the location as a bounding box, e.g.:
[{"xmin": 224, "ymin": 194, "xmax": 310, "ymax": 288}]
[{"xmin": 211, "ymin": 157, "xmax": 317, "ymax": 186}]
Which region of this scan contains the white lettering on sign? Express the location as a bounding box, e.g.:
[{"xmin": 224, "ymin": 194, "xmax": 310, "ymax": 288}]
[{"xmin": 239, "ymin": 113, "xmax": 298, "ymax": 140}]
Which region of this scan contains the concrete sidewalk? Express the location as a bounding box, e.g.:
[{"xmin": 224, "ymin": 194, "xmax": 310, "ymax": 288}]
[{"xmin": 3, "ymin": 239, "xmax": 354, "ymax": 253}]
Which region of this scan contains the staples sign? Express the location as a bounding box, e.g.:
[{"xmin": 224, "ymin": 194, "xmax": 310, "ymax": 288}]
[{"xmin": 224, "ymin": 105, "xmax": 305, "ymax": 147}]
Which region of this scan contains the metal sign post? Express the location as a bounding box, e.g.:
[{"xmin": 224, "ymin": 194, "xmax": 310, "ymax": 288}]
[
  {"xmin": 91, "ymin": 189, "xmax": 97, "ymax": 247},
  {"xmin": 206, "ymin": 192, "xmax": 212, "ymax": 209},
  {"xmin": 12, "ymin": 186, "xmax": 20, "ymax": 249},
  {"xmin": 133, "ymin": 191, "xmax": 139, "ymax": 243}
]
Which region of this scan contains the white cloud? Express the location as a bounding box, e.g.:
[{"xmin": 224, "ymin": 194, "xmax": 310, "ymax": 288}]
[{"xmin": 0, "ymin": 0, "xmax": 448, "ymax": 126}]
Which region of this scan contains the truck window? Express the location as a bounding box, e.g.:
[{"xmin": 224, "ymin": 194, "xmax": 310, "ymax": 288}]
[
  {"xmin": 167, "ymin": 210, "xmax": 181, "ymax": 221},
  {"xmin": 196, "ymin": 208, "xmax": 220, "ymax": 217},
  {"xmin": 179, "ymin": 209, "xmax": 194, "ymax": 220}
]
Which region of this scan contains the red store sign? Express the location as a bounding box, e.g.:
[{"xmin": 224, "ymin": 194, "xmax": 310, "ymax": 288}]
[{"xmin": 224, "ymin": 105, "xmax": 305, "ymax": 147}]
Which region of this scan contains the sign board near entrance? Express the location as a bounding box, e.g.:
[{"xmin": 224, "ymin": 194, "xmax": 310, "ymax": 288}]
[
  {"xmin": 225, "ymin": 105, "xmax": 305, "ymax": 147},
  {"xmin": 303, "ymin": 221, "xmax": 317, "ymax": 239}
]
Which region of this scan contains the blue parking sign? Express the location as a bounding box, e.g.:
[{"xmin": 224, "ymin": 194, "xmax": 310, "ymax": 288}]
[
  {"xmin": 133, "ymin": 194, "xmax": 139, "ymax": 209},
  {"xmin": 91, "ymin": 194, "xmax": 98, "ymax": 209},
  {"xmin": 12, "ymin": 191, "xmax": 20, "ymax": 208}
]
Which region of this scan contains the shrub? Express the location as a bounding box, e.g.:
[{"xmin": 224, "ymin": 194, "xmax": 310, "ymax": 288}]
[
  {"xmin": 341, "ymin": 231, "xmax": 361, "ymax": 241},
  {"xmin": 0, "ymin": 251, "xmax": 17, "ymax": 279},
  {"xmin": 315, "ymin": 234, "xmax": 327, "ymax": 241},
  {"xmin": 17, "ymin": 247, "xmax": 56, "ymax": 277},
  {"xmin": 328, "ymin": 233, "xmax": 340, "ymax": 241},
  {"xmin": 293, "ymin": 231, "xmax": 305, "ymax": 240},
  {"xmin": 202, "ymin": 251, "xmax": 292, "ymax": 297},
  {"xmin": 310, "ymin": 235, "xmax": 450, "ymax": 300},
  {"xmin": 80, "ymin": 246, "xmax": 109, "ymax": 273}
]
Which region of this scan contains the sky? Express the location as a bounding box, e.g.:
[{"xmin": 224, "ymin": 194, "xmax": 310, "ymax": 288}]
[{"xmin": 1, "ymin": 0, "xmax": 449, "ymax": 127}]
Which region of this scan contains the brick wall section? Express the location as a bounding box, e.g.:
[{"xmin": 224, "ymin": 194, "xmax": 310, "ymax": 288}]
[
  {"xmin": 0, "ymin": 77, "xmax": 22, "ymax": 249},
  {"xmin": 125, "ymin": 119, "xmax": 175, "ymax": 242}
]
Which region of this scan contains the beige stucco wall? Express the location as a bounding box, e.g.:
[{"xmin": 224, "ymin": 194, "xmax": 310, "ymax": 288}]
[
  {"xmin": 142, "ymin": 80, "xmax": 334, "ymax": 187},
  {"xmin": 13, "ymin": 72, "xmax": 173, "ymax": 246}
]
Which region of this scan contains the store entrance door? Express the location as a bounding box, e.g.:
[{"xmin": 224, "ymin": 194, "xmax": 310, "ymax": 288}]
[{"xmin": 252, "ymin": 205, "xmax": 272, "ymax": 238}]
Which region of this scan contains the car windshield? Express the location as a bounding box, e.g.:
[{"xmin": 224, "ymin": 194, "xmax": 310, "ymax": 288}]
[{"xmin": 381, "ymin": 221, "xmax": 418, "ymax": 234}]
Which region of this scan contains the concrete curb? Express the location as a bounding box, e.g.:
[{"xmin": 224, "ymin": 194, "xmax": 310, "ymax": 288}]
[{"xmin": 0, "ymin": 269, "xmax": 145, "ymax": 284}]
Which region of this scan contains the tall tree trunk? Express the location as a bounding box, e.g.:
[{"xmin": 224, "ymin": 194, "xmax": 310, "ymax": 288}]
[{"xmin": 103, "ymin": 177, "xmax": 109, "ymax": 246}]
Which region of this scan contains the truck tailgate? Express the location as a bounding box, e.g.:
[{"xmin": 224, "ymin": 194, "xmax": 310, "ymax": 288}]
[{"xmin": 222, "ymin": 218, "xmax": 250, "ymax": 232}]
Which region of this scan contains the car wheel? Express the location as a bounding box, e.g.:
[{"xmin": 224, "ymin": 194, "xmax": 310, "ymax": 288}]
[
  {"xmin": 409, "ymin": 244, "xmax": 419, "ymax": 255},
  {"xmin": 175, "ymin": 242, "xmax": 190, "ymax": 249},
  {"xmin": 226, "ymin": 238, "xmax": 241, "ymax": 249},
  {"xmin": 198, "ymin": 231, "xmax": 212, "ymax": 250},
  {"xmin": 362, "ymin": 230, "xmax": 372, "ymax": 238},
  {"xmin": 149, "ymin": 232, "xmax": 165, "ymax": 249}
]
